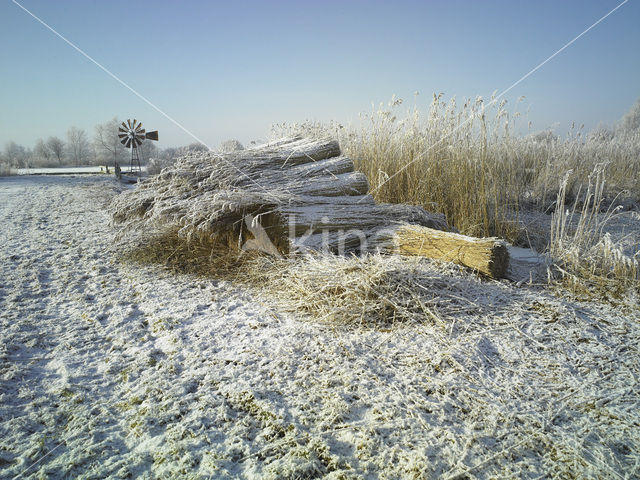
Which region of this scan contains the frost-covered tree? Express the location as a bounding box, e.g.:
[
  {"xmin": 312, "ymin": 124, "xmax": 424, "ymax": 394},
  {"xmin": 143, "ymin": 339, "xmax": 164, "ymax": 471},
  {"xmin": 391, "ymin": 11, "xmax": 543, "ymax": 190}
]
[
  {"xmin": 145, "ymin": 142, "xmax": 206, "ymax": 175},
  {"xmin": 617, "ymin": 97, "xmax": 640, "ymax": 136},
  {"xmin": 0, "ymin": 151, "xmax": 9, "ymax": 174},
  {"xmin": 46, "ymin": 136, "xmax": 65, "ymax": 165},
  {"xmin": 139, "ymin": 140, "xmax": 158, "ymax": 164},
  {"xmin": 33, "ymin": 138, "xmax": 55, "ymax": 167},
  {"xmin": 66, "ymin": 127, "xmax": 90, "ymax": 166},
  {"xmin": 184, "ymin": 142, "xmax": 208, "ymax": 153},
  {"xmin": 219, "ymin": 139, "xmax": 244, "ymax": 152},
  {"xmin": 4, "ymin": 141, "xmax": 29, "ymax": 168},
  {"xmin": 94, "ymin": 117, "xmax": 128, "ymax": 167}
]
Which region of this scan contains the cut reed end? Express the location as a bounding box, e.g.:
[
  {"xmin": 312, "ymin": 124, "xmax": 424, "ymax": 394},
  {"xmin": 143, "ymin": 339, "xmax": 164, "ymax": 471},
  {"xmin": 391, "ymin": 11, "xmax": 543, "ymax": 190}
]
[{"xmin": 393, "ymin": 224, "xmax": 510, "ymax": 278}]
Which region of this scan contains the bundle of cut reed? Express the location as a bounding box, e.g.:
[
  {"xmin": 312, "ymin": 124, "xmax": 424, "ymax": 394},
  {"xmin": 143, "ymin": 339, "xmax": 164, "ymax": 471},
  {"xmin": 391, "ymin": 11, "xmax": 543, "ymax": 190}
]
[{"xmin": 111, "ymin": 136, "xmax": 510, "ymax": 277}]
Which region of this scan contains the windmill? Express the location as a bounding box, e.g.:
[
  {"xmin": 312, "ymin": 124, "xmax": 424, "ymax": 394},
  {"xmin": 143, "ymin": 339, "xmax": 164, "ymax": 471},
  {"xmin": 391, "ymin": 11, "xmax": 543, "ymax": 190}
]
[{"xmin": 116, "ymin": 119, "xmax": 158, "ymax": 176}]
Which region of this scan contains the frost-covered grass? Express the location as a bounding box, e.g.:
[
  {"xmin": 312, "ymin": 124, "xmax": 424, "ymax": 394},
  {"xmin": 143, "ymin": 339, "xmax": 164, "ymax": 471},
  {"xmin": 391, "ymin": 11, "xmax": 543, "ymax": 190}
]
[
  {"xmin": 275, "ymin": 95, "xmax": 640, "ymax": 239},
  {"xmin": 273, "ymin": 94, "xmax": 640, "ymax": 297},
  {"xmin": 2, "ymin": 176, "xmax": 639, "ymax": 479},
  {"xmin": 550, "ymin": 165, "xmax": 639, "ymax": 299}
]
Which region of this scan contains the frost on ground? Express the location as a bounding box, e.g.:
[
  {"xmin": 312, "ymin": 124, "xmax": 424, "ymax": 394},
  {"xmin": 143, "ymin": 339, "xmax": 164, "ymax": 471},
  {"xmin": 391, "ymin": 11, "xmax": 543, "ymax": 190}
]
[{"xmin": 0, "ymin": 175, "xmax": 639, "ymax": 479}]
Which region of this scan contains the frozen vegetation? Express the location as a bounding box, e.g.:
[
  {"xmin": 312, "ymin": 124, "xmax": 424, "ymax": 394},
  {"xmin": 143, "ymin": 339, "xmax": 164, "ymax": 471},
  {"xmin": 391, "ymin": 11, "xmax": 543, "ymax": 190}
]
[{"xmin": 1, "ymin": 175, "xmax": 638, "ymax": 479}]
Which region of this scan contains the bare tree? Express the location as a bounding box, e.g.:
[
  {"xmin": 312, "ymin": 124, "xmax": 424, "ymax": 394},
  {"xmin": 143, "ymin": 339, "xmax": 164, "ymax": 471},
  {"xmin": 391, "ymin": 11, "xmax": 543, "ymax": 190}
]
[
  {"xmin": 66, "ymin": 127, "xmax": 90, "ymax": 166},
  {"xmin": 94, "ymin": 117, "xmax": 127, "ymax": 168},
  {"xmin": 46, "ymin": 136, "xmax": 65, "ymax": 165}
]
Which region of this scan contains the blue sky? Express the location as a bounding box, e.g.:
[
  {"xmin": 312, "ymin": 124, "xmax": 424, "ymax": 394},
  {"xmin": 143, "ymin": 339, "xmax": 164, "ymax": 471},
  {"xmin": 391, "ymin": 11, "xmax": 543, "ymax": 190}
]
[{"xmin": 1, "ymin": 0, "xmax": 638, "ymax": 148}]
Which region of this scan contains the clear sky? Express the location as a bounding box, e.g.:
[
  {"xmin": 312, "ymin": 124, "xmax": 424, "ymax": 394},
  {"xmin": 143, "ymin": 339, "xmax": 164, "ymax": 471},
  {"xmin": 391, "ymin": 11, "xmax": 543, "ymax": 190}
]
[{"xmin": 1, "ymin": 0, "xmax": 639, "ymax": 149}]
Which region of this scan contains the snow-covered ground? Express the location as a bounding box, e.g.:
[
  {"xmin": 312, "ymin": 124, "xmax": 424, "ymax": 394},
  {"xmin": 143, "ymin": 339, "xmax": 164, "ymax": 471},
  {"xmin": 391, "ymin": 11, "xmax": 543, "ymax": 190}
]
[
  {"xmin": 14, "ymin": 166, "xmax": 149, "ymax": 175},
  {"xmin": 13, "ymin": 167, "xmax": 109, "ymax": 175},
  {"xmin": 0, "ymin": 175, "xmax": 638, "ymax": 479}
]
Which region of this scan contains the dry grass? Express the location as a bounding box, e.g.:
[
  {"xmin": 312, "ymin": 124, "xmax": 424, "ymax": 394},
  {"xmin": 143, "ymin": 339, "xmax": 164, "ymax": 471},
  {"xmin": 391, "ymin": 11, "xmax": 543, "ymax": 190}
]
[
  {"xmin": 549, "ymin": 165, "xmax": 639, "ymax": 300},
  {"xmin": 272, "ymin": 94, "xmax": 640, "ymax": 298},
  {"xmin": 247, "ymin": 254, "xmax": 452, "ymax": 326},
  {"xmin": 274, "ymin": 94, "xmax": 640, "ymax": 242},
  {"xmin": 120, "ymin": 228, "xmax": 486, "ymax": 327},
  {"xmin": 119, "ymin": 228, "xmax": 264, "ymax": 279}
]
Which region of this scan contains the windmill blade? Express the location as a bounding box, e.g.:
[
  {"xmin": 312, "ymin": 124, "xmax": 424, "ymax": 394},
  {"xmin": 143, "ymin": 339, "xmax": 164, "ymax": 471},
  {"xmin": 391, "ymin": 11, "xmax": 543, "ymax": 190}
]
[
  {"xmin": 145, "ymin": 131, "xmax": 159, "ymax": 141},
  {"xmin": 135, "ymin": 122, "xmax": 144, "ymax": 131},
  {"xmin": 125, "ymin": 138, "xmax": 133, "ymax": 148},
  {"xmin": 137, "ymin": 129, "xmax": 146, "ymax": 136},
  {"xmin": 118, "ymin": 132, "xmax": 127, "ymax": 138},
  {"xmin": 118, "ymin": 126, "xmax": 128, "ymax": 133},
  {"xmin": 127, "ymin": 119, "xmax": 132, "ymax": 129},
  {"xmin": 119, "ymin": 138, "xmax": 128, "ymax": 146},
  {"xmin": 132, "ymin": 119, "xmax": 137, "ymax": 130},
  {"xmin": 135, "ymin": 137, "xmax": 142, "ymax": 146},
  {"xmin": 120, "ymin": 121, "xmax": 128, "ymax": 130}
]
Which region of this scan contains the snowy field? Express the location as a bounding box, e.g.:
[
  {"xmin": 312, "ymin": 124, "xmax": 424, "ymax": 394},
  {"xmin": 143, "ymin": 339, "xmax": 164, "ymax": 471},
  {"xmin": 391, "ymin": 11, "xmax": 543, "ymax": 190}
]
[
  {"xmin": 13, "ymin": 167, "xmax": 109, "ymax": 176},
  {"xmin": 1, "ymin": 175, "xmax": 639, "ymax": 479},
  {"xmin": 14, "ymin": 166, "xmax": 149, "ymax": 176}
]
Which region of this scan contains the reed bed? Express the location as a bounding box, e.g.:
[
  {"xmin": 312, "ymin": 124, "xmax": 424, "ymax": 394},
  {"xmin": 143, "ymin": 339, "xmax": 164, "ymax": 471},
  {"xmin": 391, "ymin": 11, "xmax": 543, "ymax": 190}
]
[
  {"xmin": 274, "ymin": 94, "xmax": 640, "ymax": 239},
  {"xmin": 273, "ymin": 93, "xmax": 640, "ymax": 297}
]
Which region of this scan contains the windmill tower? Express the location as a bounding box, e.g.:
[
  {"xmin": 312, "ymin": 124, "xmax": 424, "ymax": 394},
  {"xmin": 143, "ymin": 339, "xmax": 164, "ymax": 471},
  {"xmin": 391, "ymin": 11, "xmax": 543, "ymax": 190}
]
[{"xmin": 117, "ymin": 119, "xmax": 158, "ymax": 175}]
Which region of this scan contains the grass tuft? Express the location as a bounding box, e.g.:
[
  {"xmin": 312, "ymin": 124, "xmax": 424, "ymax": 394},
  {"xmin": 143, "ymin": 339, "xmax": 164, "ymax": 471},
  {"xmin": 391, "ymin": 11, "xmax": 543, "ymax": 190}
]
[{"xmin": 549, "ymin": 165, "xmax": 639, "ymax": 300}]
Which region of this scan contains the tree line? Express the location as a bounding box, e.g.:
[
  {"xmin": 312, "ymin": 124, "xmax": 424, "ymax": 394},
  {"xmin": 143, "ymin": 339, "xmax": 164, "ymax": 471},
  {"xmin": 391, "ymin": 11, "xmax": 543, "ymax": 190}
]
[{"xmin": 0, "ymin": 117, "xmax": 211, "ymax": 171}]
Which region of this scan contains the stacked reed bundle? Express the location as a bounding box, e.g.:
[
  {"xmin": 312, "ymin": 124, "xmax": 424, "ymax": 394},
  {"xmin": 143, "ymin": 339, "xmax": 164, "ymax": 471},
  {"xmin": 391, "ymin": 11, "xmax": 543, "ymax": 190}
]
[
  {"xmin": 111, "ymin": 136, "xmax": 509, "ymax": 277},
  {"xmin": 393, "ymin": 225, "xmax": 508, "ymax": 278}
]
